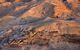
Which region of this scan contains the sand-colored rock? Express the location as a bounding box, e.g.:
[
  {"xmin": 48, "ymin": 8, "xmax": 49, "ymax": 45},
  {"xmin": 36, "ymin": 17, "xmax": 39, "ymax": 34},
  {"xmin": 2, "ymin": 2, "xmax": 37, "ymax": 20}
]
[
  {"xmin": 21, "ymin": 3, "xmax": 44, "ymax": 18},
  {"xmin": 15, "ymin": 0, "xmax": 21, "ymax": 2},
  {"xmin": 0, "ymin": 0, "xmax": 6, "ymax": 3},
  {"xmin": 21, "ymin": 2, "xmax": 54, "ymax": 19},
  {"xmin": 0, "ymin": 0, "xmax": 80, "ymax": 50},
  {"xmin": 54, "ymin": 0, "xmax": 72, "ymax": 18}
]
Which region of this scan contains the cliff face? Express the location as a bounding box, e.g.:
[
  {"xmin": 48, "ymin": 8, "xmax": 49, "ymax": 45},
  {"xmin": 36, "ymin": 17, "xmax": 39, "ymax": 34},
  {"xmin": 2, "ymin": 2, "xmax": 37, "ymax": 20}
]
[{"xmin": 0, "ymin": 0, "xmax": 80, "ymax": 50}]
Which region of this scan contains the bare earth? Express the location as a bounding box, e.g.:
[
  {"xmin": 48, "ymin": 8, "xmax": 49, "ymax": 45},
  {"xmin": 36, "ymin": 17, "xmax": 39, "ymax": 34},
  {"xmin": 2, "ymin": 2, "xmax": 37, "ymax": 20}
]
[{"xmin": 0, "ymin": 0, "xmax": 80, "ymax": 50}]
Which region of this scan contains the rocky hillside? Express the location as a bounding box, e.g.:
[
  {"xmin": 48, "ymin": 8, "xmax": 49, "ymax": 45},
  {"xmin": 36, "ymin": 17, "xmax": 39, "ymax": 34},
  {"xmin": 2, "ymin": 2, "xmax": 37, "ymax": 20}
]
[{"xmin": 0, "ymin": 0, "xmax": 80, "ymax": 50}]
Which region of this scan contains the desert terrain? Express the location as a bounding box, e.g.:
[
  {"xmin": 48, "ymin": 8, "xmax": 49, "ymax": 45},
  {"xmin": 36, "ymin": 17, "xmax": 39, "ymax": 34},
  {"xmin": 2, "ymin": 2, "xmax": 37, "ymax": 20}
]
[{"xmin": 0, "ymin": 0, "xmax": 80, "ymax": 50}]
